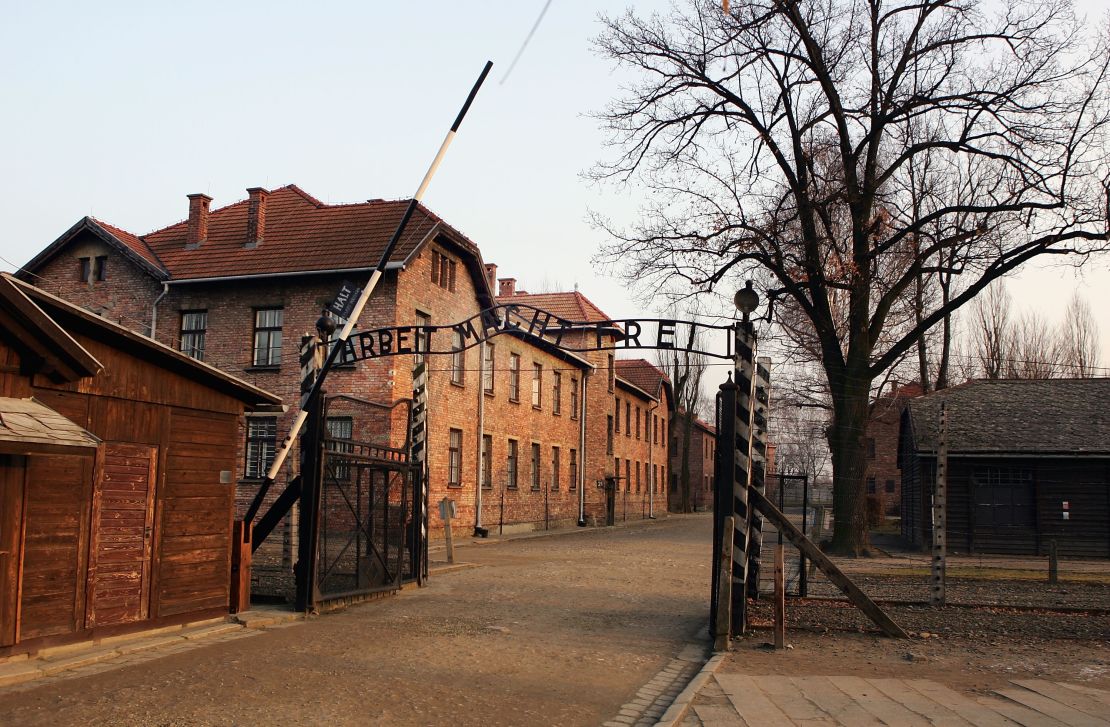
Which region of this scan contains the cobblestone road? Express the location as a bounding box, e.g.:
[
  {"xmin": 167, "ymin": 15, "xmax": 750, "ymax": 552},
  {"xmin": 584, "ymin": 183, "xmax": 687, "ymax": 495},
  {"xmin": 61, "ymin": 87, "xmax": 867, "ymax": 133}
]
[{"xmin": 0, "ymin": 514, "xmax": 713, "ymax": 726}]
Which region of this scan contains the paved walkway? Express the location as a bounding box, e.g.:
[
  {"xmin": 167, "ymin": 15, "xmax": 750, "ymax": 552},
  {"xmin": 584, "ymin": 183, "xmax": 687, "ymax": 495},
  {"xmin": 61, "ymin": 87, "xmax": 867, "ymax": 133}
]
[{"xmin": 679, "ymin": 671, "xmax": 1110, "ymax": 726}]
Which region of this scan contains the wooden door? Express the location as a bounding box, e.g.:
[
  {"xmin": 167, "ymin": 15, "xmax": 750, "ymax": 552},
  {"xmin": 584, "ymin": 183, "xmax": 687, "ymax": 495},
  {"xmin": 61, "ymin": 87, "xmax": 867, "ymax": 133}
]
[
  {"xmin": 0, "ymin": 455, "xmax": 27, "ymax": 647},
  {"xmin": 85, "ymin": 443, "xmax": 158, "ymax": 628}
]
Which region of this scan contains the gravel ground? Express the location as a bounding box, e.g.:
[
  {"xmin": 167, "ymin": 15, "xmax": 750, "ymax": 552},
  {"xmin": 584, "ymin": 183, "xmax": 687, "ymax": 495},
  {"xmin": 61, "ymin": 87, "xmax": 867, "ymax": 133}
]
[{"xmin": 0, "ymin": 515, "xmax": 714, "ymax": 727}]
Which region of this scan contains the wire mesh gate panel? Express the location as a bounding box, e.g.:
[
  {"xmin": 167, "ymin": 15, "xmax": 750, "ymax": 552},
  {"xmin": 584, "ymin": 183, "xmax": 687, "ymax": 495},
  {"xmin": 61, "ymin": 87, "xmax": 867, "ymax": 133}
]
[{"xmin": 317, "ymin": 396, "xmax": 420, "ymax": 603}]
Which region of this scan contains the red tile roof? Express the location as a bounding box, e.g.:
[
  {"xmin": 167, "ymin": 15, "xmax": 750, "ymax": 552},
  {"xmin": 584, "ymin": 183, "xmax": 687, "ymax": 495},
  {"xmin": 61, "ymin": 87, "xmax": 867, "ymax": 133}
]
[
  {"xmin": 26, "ymin": 185, "xmax": 483, "ymax": 284},
  {"xmin": 90, "ymin": 217, "xmax": 165, "ymax": 272},
  {"xmin": 143, "ymin": 185, "xmax": 475, "ymax": 280},
  {"xmin": 615, "ymin": 358, "xmax": 669, "ymax": 399},
  {"xmin": 497, "ymin": 290, "xmax": 612, "ymax": 322}
]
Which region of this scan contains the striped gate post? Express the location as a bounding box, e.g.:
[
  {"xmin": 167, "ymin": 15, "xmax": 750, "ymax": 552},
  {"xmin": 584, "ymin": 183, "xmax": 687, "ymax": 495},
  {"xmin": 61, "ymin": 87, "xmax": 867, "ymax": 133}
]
[
  {"xmin": 410, "ymin": 360, "xmax": 430, "ymax": 584},
  {"xmin": 295, "ymin": 334, "xmax": 325, "ymax": 612},
  {"xmin": 730, "ymin": 322, "xmax": 757, "ymax": 634},
  {"xmin": 747, "ymin": 356, "xmax": 772, "ymax": 598}
]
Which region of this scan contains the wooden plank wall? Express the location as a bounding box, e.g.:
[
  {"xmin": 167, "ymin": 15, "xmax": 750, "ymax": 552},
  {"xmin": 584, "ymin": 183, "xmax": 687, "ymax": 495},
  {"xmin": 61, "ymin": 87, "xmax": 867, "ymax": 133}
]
[{"xmin": 154, "ymin": 409, "xmax": 237, "ymax": 617}]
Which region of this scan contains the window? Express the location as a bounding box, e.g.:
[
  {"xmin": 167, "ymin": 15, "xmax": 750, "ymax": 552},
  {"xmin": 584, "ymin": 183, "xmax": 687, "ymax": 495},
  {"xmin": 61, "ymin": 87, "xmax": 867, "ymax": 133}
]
[
  {"xmin": 180, "ymin": 310, "xmax": 207, "ymax": 361},
  {"xmin": 531, "ymin": 443, "xmax": 541, "ymax": 490},
  {"xmin": 414, "ymin": 311, "xmax": 431, "ymax": 365},
  {"xmin": 507, "ymin": 439, "xmax": 519, "ymax": 489},
  {"xmin": 614, "ymin": 457, "xmax": 620, "ymax": 483},
  {"xmin": 451, "ymin": 329, "xmax": 465, "ymax": 385},
  {"xmin": 482, "ymin": 434, "xmax": 493, "ymax": 490},
  {"xmin": 635, "ymin": 407, "xmax": 641, "ymax": 440},
  {"xmin": 79, "ymin": 256, "xmax": 107, "ymax": 283},
  {"xmin": 607, "ymin": 354, "xmax": 615, "ymax": 391},
  {"xmin": 531, "ymin": 363, "xmax": 542, "ymax": 408},
  {"xmin": 865, "ymin": 437, "xmax": 876, "ymax": 459},
  {"xmin": 448, "ymin": 428, "xmax": 463, "ymax": 488},
  {"xmin": 509, "ymin": 354, "xmax": 521, "ymax": 402},
  {"xmin": 569, "ymin": 449, "xmax": 578, "ymax": 491},
  {"xmin": 625, "ymin": 402, "xmax": 631, "ymax": 437},
  {"xmin": 885, "ymin": 479, "xmax": 895, "ymax": 494},
  {"xmin": 866, "ymin": 477, "xmax": 876, "ymax": 494},
  {"xmin": 430, "ymin": 250, "xmax": 457, "ymax": 292},
  {"xmin": 245, "ymin": 417, "xmax": 277, "ymax": 479},
  {"xmin": 326, "ymin": 417, "xmax": 353, "ymax": 480},
  {"xmin": 614, "ymin": 398, "xmax": 621, "ymax": 433},
  {"xmin": 570, "ymin": 377, "xmax": 579, "ymax": 419},
  {"xmin": 551, "ymin": 446, "xmax": 560, "ymax": 491},
  {"xmin": 625, "ymin": 459, "xmax": 631, "ymax": 491},
  {"xmin": 635, "ymin": 461, "xmax": 641, "ymax": 493},
  {"xmin": 482, "ymin": 342, "xmax": 494, "ymax": 394},
  {"xmin": 653, "ymin": 464, "xmax": 658, "ymax": 493},
  {"xmin": 552, "ymin": 371, "xmax": 562, "ymax": 415},
  {"xmin": 653, "ymin": 415, "xmax": 659, "ymax": 444},
  {"xmin": 607, "ymin": 415, "xmax": 614, "ymax": 455},
  {"xmin": 252, "ymin": 308, "xmax": 283, "ymax": 367}
]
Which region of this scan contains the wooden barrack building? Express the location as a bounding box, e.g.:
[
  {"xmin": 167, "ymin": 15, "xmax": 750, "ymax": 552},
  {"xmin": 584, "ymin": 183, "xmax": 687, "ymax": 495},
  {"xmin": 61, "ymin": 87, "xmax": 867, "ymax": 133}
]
[{"xmin": 0, "ymin": 274, "xmax": 279, "ymax": 656}]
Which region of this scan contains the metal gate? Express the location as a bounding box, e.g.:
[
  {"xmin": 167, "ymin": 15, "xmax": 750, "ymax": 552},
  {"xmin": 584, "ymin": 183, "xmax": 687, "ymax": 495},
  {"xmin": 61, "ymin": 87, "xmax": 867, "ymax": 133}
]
[{"xmin": 316, "ymin": 396, "xmax": 420, "ymax": 603}]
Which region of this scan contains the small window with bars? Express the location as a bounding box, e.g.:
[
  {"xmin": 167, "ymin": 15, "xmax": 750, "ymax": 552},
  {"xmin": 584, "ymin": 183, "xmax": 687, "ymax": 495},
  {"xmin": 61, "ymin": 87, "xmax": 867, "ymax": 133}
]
[{"xmin": 245, "ymin": 417, "xmax": 277, "ymax": 479}]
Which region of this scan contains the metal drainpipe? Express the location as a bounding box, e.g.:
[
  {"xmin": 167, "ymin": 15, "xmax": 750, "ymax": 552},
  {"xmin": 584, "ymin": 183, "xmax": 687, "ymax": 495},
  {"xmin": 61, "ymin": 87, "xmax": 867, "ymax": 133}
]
[
  {"xmin": 475, "ymin": 342, "xmax": 486, "ymax": 535},
  {"xmin": 577, "ymin": 369, "xmax": 589, "ymax": 526},
  {"xmin": 648, "ymin": 400, "xmax": 659, "ymax": 519},
  {"xmin": 150, "ymin": 281, "xmax": 169, "ymax": 340}
]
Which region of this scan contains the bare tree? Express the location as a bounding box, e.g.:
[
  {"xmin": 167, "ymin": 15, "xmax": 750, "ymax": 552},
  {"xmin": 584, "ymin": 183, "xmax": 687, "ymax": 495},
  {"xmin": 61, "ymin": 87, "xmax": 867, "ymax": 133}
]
[
  {"xmin": 1006, "ymin": 311, "xmax": 1065, "ymax": 379},
  {"xmin": 592, "ymin": 0, "xmax": 1110, "ymax": 552},
  {"xmin": 656, "ymin": 304, "xmax": 709, "ymax": 513},
  {"xmin": 1060, "ymin": 293, "xmax": 1103, "ymax": 376},
  {"xmin": 970, "ymin": 283, "xmax": 1014, "ymax": 379}
]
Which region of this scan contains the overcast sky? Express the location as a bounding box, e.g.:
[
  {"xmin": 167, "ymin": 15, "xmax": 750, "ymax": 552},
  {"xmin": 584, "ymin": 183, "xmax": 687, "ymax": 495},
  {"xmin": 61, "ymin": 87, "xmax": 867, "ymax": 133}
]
[{"xmin": 2, "ymin": 1, "xmax": 1107, "ymax": 386}]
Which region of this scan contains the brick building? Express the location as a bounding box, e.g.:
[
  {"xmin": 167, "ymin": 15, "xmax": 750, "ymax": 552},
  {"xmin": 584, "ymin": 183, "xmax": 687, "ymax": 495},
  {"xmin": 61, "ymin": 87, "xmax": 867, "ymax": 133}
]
[
  {"xmin": 669, "ymin": 414, "xmax": 716, "ymax": 512},
  {"xmin": 494, "ymin": 287, "xmax": 674, "ymax": 524},
  {"xmin": 19, "ymin": 185, "xmax": 673, "ymax": 553},
  {"xmin": 865, "ymin": 382, "xmax": 922, "ymax": 516}
]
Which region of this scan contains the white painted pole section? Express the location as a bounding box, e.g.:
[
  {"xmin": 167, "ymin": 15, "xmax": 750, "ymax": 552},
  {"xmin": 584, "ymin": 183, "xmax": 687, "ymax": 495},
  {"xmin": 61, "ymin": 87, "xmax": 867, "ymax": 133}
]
[{"xmin": 415, "ymin": 132, "xmax": 455, "ymax": 201}]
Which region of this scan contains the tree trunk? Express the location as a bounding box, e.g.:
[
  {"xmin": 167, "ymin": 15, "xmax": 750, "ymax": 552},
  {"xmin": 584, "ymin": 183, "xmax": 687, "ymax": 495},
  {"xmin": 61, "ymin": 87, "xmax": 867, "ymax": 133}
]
[
  {"xmin": 680, "ymin": 412, "xmax": 694, "ymax": 513},
  {"xmin": 827, "ymin": 375, "xmax": 872, "ymax": 555}
]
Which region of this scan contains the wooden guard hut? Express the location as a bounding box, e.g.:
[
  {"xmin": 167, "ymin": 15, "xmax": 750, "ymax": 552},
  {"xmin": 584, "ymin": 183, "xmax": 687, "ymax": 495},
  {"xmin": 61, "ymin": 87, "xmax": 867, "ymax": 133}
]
[
  {"xmin": 899, "ymin": 378, "xmax": 1110, "ymax": 557},
  {"xmin": 0, "ymin": 274, "xmax": 280, "ymax": 656}
]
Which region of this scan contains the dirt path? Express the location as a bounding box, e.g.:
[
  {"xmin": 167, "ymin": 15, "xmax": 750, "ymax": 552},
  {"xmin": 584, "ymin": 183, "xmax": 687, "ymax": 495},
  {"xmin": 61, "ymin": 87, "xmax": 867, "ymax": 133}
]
[{"xmin": 0, "ymin": 515, "xmax": 714, "ymax": 726}]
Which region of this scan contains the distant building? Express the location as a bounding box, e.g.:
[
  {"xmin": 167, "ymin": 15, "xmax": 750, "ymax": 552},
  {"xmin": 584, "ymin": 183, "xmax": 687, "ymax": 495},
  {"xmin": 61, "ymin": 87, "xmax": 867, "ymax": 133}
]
[
  {"xmin": 865, "ymin": 382, "xmax": 923, "ymax": 516},
  {"xmin": 899, "ymin": 378, "xmax": 1110, "ymax": 556}
]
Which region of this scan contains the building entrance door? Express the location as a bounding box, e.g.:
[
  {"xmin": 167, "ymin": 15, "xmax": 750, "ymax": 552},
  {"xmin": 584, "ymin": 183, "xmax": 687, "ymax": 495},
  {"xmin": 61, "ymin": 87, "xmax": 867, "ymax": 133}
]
[
  {"xmin": 85, "ymin": 443, "xmax": 157, "ymax": 628},
  {"xmin": 605, "ymin": 477, "xmax": 616, "ymax": 526}
]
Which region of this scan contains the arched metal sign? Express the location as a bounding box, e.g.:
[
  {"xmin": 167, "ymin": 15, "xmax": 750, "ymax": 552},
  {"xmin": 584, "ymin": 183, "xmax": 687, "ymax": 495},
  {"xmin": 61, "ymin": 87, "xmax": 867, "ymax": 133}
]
[{"xmin": 333, "ymin": 303, "xmax": 736, "ymax": 364}]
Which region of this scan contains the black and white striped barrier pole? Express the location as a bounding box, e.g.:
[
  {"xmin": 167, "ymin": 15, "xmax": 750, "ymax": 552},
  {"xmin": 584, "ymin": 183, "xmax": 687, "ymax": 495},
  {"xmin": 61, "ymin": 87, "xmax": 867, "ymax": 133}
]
[
  {"xmin": 730, "ymin": 280, "xmax": 759, "ymax": 635},
  {"xmin": 730, "ymin": 320, "xmax": 757, "ymax": 633},
  {"xmin": 410, "ymin": 360, "xmax": 430, "ymax": 584},
  {"xmin": 747, "ymin": 356, "xmax": 772, "ymax": 598},
  {"xmin": 254, "ymin": 61, "xmax": 493, "ymax": 501}
]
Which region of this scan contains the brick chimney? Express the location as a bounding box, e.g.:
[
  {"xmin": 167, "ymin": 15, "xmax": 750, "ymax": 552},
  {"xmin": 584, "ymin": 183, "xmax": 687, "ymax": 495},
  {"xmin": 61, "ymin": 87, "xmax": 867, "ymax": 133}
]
[
  {"xmin": 484, "ymin": 264, "xmax": 497, "ymax": 291},
  {"xmin": 186, "ymin": 193, "xmax": 212, "ymax": 249},
  {"xmin": 498, "ymin": 277, "xmax": 516, "ymax": 297},
  {"xmin": 245, "ymin": 187, "xmax": 268, "ymax": 248}
]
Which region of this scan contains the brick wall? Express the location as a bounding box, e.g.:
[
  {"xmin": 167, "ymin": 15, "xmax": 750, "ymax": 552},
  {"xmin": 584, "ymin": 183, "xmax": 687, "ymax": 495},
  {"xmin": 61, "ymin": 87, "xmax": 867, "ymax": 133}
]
[
  {"xmin": 611, "ymin": 382, "xmax": 670, "ymax": 521},
  {"xmin": 668, "ymin": 418, "xmax": 715, "ymax": 512},
  {"xmin": 865, "ymin": 384, "xmax": 921, "ymax": 516},
  {"xmin": 32, "ymin": 232, "xmax": 164, "ymax": 336}
]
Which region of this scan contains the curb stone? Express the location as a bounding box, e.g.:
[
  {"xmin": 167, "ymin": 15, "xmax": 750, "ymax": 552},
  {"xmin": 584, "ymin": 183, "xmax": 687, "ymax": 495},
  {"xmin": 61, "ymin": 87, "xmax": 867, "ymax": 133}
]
[{"xmin": 654, "ymin": 652, "xmax": 727, "ymax": 726}]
